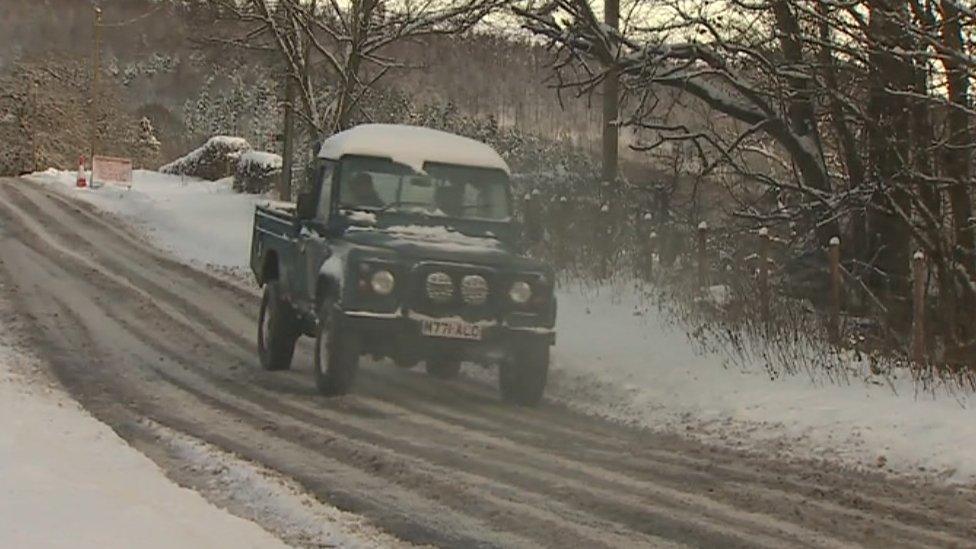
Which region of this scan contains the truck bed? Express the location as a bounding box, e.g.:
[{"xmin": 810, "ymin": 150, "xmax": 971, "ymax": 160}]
[{"xmin": 250, "ymin": 202, "xmax": 299, "ymax": 286}]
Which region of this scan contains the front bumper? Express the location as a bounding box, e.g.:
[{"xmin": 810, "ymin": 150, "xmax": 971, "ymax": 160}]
[{"xmin": 340, "ymin": 308, "xmax": 555, "ymax": 364}]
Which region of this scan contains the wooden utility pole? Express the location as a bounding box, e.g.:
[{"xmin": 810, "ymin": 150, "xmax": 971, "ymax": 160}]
[
  {"xmin": 275, "ymin": 0, "xmax": 296, "ymax": 201},
  {"xmin": 601, "ymin": 0, "xmax": 619, "ymax": 184},
  {"xmin": 280, "ymin": 75, "xmax": 295, "ymax": 202},
  {"xmin": 89, "ymin": 5, "xmax": 103, "ymax": 164}
]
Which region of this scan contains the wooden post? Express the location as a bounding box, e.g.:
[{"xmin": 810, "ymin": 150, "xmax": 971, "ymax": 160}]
[
  {"xmin": 912, "ymin": 251, "xmax": 926, "ymax": 364},
  {"xmin": 648, "ymin": 230, "xmax": 658, "ymax": 281},
  {"xmin": 599, "ymin": 202, "xmax": 611, "ymax": 280},
  {"xmin": 828, "ymin": 237, "xmax": 841, "ymax": 344},
  {"xmin": 697, "ymin": 221, "xmax": 708, "ymax": 289},
  {"xmin": 758, "ymin": 227, "xmax": 771, "ymax": 334},
  {"xmin": 524, "ymin": 191, "xmax": 542, "ymax": 244},
  {"xmin": 89, "ymin": 6, "xmax": 103, "ymax": 163},
  {"xmin": 554, "ymin": 195, "xmax": 569, "ymax": 267},
  {"xmin": 280, "ymin": 75, "xmax": 295, "ymax": 202}
]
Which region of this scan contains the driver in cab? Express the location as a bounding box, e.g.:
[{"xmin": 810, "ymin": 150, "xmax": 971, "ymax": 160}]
[{"xmin": 348, "ymin": 172, "xmax": 384, "ymax": 208}]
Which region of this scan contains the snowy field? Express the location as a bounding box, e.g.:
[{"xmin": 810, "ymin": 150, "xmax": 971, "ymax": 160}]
[{"xmin": 27, "ymin": 169, "xmax": 976, "ymax": 486}]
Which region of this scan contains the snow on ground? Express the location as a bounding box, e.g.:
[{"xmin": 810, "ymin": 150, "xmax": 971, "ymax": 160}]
[
  {"xmin": 0, "ymin": 329, "xmax": 288, "ymax": 548},
  {"xmin": 549, "ymin": 285, "xmax": 976, "ymax": 483},
  {"xmin": 28, "ymin": 169, "xmax": 976, "ymax": 485},
  {"xmin": 32, "ymin": 168, "xmax": 264, "ymax": 270},
  {"xmin": 147, "ymin": 421, "xmax": 411, "ymax": 549}
]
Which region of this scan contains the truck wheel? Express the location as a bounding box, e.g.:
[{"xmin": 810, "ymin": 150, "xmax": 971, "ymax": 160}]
[
  {"xmin": 258, "ymin": 281, "xmax": 299, "ymax": 371},
  {"xmin": 314, "ymin": 301, "xmax": 360, "ymax": 396},
  {"xmin": 426, "ymin": 359, "xmax": 461, "ymax": 380},
  {"xmin": 499, "ymin": 340, "xmax": 549, "ymax": 406}
]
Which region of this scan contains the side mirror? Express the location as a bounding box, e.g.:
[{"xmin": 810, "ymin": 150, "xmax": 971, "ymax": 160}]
[{"xmin": 296, "ymin": 192, "xmax": 317, "ymax": 220}]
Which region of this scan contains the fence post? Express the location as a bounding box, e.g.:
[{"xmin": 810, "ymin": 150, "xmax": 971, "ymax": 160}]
[
  {"xmin": 697, "ymin": 221, "xmax": 708, "ymax": 289},
  {"xmin": 648, "ymin": 230, "xmax": 658, "ymax": 281},
  {"xmin": 828, "ymin": 237, "xmax": 841, "ymax": 344},
  {"xmin": 758, "ymin": 227, "xmax": 770, "ymax": 334},
  {"xmin": 912, "ymin": 250, "xmax": 926, "ymax": 364},
  {"xmin": 599, "ymin": 202, "xmax": 612, "ymax": 280},
  {"xmin": 523, "ymin": 191, "xmax": 541, "ymax": 244}
]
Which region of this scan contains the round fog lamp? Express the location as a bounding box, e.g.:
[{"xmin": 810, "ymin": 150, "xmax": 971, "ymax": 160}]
[
  {"xmin": 370, "ymin": 270, "xmax": 395, "ymax": 295},
  {"xmin": 509, "ymin": 281, "xmax": 532, "ymax": 304}
]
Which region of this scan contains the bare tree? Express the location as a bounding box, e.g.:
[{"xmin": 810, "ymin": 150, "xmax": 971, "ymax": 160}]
[
  {"xmin": 516, "ymin": 0, "xmax": 976, "ymax": 356},
  {"xmin": 200, "ymin": 0, "xmax": 508, "ymax": 135}
]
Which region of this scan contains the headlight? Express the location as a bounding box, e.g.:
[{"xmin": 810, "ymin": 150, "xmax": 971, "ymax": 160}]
[
  {"xmin": 370, "ymin": 270, "xmax": 395, "ymax": 295},
  {"xmin": 461, "ymin": 275, "xmax": 489, "ymax": 305},
  {"xmin": 426, "ymin": 271, "xmax": 454, "ymax": 303},
  {"xmin": 509, "ymin": 281, "xmax": 532, "ymax": 304}
]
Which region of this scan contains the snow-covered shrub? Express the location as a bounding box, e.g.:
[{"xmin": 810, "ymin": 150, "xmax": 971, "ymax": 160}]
[
  {"xmin": 233, "ymin": 150, "xmax": 281, "ymax": 194},
  {"xmin": 159, "ymin": 136, "xmax": 251, "ymax": 180}
]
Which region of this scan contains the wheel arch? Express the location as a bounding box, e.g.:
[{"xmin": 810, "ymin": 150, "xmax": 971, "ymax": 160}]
[{"xmin": 315, "ymin": 273, "xmax": 340, "ymax": 310}]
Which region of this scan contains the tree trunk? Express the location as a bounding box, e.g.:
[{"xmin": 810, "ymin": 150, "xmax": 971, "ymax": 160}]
[
  {"xmin": 939, "ymin": 0, "xmax": 976, "ymax": 341},
  {"xmin": 817, "ymin": 4, "xmax": 868, "ymax": 260},
  {"xmin": 865, "ymin": 0, "xmax": 915, "ymax": 324},
  {"xmin": 770, "ymin": 0, "xmax": 837, "ymax": 245},
  {"xmin": 601, "ymin": 0, "xmax": 619, "ymax": 184}
]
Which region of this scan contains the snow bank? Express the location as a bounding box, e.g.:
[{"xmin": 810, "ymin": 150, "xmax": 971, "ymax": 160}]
[
  {"xmin": 30, "ymin": 169, "xmax": 266, "ymax": 270},
  {"xmin": 149, "ymin": 422, "xmax": 408, "ymax": 548},
  {"xmin": 549, "ymin": 284, "xmax": 976, "ymax": 483},
  {"xmin": 0, "ymin": 333, "xmax": 287, "ymax": 548},
  {"xmin": 27, "ymin": 168, "xmax": 976, "ymax": 485},
  {"xmin": 319, "ymin": 124, "xmax": 511, "ymax": 174}
]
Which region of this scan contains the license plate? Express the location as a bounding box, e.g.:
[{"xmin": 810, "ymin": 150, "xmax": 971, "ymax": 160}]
[{"xmin": 421, "ymin": 319, "xmax": 483, "ymax": 341}]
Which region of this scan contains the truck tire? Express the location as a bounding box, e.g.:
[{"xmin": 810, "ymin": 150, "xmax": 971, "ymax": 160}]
[
  {"xmin": 425, "ymin": 359, "xmax": 461, "ymax": 380},
  {"xmin": 258, "ymin": 281, "xmax": 299, "ymax": 371},
  {"xmin": 499, "ymin": 339, "xmax": 549, "ymax": 406},
  {"xmin": 314, "ymin": 301, "xmax": 360, "ymax": 396}
]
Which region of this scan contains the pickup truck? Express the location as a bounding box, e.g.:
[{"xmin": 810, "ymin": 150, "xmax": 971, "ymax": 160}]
[{"xmin": 250, "ymin": 124, "xmax": 556, "ymax": 405}]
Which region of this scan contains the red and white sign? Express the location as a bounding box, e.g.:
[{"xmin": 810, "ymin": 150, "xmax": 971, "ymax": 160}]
[{"xmin": 92, "ymin": 155, "xmax": 133, "ymax": 187}]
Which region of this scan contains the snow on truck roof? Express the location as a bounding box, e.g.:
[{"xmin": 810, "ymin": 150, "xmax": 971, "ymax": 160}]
[{"xmin": 317, "ymin": 124, "xmax": 510, "ymax": 174}]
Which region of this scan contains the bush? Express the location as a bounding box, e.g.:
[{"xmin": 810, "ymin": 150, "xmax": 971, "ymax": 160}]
[
  {"xmin": 159, "ymin": 136, "xmax": 251, "ymax": 180},
  {"xmin": 234, "ymin": 150, "xmax": 281, "ymax": 194}
]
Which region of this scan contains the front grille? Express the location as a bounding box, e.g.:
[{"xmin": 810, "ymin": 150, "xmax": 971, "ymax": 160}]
[{"xmin": 412, "ymin": 263, "xmax": 497, "ymax": 318}]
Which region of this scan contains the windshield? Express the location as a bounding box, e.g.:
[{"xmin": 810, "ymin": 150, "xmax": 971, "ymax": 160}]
[{"xmin": 337, "ymin": 156, "xmax": 511, "ymax": 221}]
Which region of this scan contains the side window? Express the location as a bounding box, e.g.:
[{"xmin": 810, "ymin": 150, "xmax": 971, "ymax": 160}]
[{"xmin": 316, "ymin": 161, "xmax": 336, "ymax": 221}]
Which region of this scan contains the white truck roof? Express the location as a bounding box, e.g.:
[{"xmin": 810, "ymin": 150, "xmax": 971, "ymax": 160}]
[{"xmin": 317, "ymin": 124, "xmax": 510, "ymax": 175}]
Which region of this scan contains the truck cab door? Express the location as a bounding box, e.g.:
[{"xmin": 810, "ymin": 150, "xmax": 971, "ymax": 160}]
[{"xmin": 300, "ymin": 160, "xmax": 337, "ymax": 307}]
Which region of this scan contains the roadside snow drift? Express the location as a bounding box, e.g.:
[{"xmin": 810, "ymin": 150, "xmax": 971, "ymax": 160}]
[
  {"xmin": 28, "ymin": 169, "xmax": 976, "ymax": 485},
  {"xmin": 0, "ymin": 338, "xmax": 287, "ymax": 549},
  {"xmin": 33, "ymin": 168, "xmax": 263, "ymax": 270}
]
